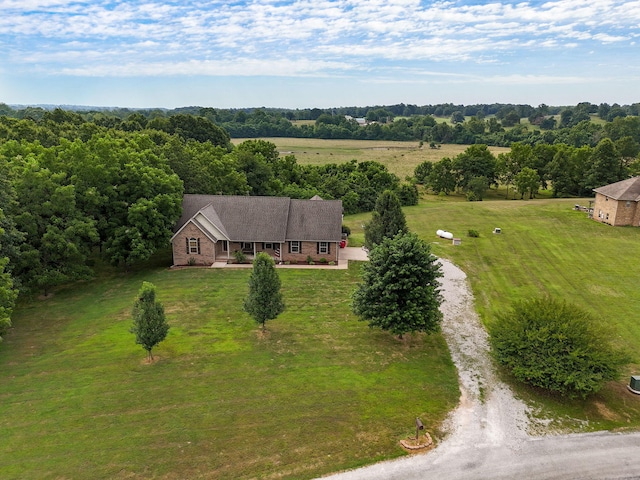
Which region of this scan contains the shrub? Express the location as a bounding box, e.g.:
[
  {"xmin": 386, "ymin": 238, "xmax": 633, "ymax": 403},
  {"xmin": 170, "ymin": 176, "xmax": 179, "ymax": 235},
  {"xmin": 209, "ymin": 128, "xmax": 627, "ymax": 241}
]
[
  {"xmin": 306, "ymin": 255, "xmax": 315, "ymax": 265},
  {"xmin": 468, "ymin": 229, "xmax": 480, "ymax": 238},
  {"xmin": 319, "ymin": 258, "xmax": 328, "ymax": 264},
  {"xmin": 187, "ymin": 257, "xmax": 197, "ymax": 266},
  {"xmin": 342, "ymin": 225, "xmax": 351, "ymax": 237},
  {"xmin": 233, "ymin": 250, "xmax": 247, "ymax": 264},
  {"xmin": 490, "ymin": 296, "xmax": 629, "ymax": 398}
]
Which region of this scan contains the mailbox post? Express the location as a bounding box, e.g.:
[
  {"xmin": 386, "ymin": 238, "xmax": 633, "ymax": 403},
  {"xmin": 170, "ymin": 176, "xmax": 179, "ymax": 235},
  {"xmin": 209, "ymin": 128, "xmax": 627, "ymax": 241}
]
[{"xmin": 415, "ymin": 417, "xmax": 424, "ymax": 441}]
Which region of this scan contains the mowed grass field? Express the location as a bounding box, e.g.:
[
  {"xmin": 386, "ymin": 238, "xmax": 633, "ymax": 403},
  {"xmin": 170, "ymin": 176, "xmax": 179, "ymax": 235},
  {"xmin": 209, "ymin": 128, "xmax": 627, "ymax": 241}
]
[
  {"xmin": 347, "ymin": 195, "xmax": 640, "ymax": 431},
  {"xmin": 5, "ymin": 136, "xmax": 640, "ymax": 478},
  {"xmin": 0, "ymin": 258, "xmax": 458, "ymax": 480},
  {"xmin": 231, "ymin": 137, "xmax": 509, "ymax": 180}
]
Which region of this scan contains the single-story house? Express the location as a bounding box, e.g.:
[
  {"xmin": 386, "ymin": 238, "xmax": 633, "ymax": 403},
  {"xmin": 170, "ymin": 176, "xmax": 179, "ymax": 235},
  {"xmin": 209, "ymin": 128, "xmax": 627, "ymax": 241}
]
[
  {"xmin": 592, "ymin": 176, "xmax": 640, "ymax": 226},
  {"xmin": 171, "ymin": 194, "xmax": 343, "ymax": 266}
]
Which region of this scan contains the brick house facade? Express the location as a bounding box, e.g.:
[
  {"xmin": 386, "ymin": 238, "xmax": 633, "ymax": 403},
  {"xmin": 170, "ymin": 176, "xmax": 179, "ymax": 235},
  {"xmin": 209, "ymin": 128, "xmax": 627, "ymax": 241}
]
[
  {"xmin": 171, "ymin": 195, "xmax": 343, "ymax": 266},
  {"xmin": 592, "ymin": 177, "xmax": 640, "ymax": 226}
]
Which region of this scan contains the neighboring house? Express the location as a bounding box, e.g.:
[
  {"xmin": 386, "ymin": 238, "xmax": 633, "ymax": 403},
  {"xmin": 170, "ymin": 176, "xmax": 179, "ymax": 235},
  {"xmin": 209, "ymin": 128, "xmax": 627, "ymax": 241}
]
[
  {"xmin": 171, "ymin": 194, "xmax": 343, "ymax": 266},
  {"xmin": 592, "ymin": 177, "xmax": 640, "ymax": 226}
]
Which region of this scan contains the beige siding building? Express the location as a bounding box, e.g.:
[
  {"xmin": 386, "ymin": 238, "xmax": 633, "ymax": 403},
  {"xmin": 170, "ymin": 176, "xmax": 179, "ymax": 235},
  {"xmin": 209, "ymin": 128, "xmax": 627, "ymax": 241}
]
[{"xmin": 592, "ymin": 177, "xmax": 640, "ymax": 226}]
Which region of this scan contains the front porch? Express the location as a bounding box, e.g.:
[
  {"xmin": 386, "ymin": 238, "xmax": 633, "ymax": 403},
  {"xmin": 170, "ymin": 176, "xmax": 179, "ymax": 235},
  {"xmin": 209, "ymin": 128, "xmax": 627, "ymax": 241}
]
[{"xmin": 209, "ymin": 247, "xmax": 368, "ymax": 270}]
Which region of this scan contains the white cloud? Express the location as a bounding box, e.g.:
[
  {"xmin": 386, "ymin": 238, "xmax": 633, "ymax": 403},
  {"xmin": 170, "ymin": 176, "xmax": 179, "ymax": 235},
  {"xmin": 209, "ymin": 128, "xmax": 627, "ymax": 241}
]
[
  {"xmin": 1, "ymin": 0, "xmax": 639, "ymax": 81},
  {"xmin": 59, "ymin": 57, "xmax": 356, "ymax": 77}
]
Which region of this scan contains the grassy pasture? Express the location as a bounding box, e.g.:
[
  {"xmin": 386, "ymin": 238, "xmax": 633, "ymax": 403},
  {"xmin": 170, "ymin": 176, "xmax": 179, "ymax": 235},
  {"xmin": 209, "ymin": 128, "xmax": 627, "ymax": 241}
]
[
  {"xmin": 0, "ymin": 258, "xmax": 458, "ymax": 480},
  {"xmin": 347, "ymin": 195, "xmax": 640, "ymax": 431},
  {"xmin": 231, "ymin": 137, "xmax": 509, "ymax": 180}
]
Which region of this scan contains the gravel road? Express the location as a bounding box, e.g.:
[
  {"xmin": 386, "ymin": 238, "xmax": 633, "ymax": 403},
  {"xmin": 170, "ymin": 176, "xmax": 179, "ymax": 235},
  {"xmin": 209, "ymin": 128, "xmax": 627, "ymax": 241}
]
[{"xmin": 321, "ymin": 259, "xmax": 640, "ymax": 480}]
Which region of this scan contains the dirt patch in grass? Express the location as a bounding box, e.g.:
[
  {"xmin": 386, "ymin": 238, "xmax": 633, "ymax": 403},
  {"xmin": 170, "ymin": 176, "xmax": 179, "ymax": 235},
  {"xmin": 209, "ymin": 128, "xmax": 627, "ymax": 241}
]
[
  {"xmin": 594, "ymin": 401, "xmax": 621, "ymax": 422},
  {"xmin": 141, "ymin": 355, "xmax": 162, "ymax": 365}
]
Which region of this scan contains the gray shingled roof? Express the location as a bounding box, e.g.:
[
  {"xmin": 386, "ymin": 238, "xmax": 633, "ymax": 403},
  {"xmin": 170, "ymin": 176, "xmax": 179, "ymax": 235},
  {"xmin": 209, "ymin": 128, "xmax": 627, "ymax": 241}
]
[
  {"xmin": 286, "ymin": 199, "xmax": 342, "ymax": 241},
  {"xmin": 593, "ymin": 177, "xmax": 640, "ymax": 201},
  {"xmin": 208, "ymin": 196, "xmax": 290, "ymax": 242},
  {"xmin": 174, "ymin": 195, "xmax": 342, "ymax": 242}
]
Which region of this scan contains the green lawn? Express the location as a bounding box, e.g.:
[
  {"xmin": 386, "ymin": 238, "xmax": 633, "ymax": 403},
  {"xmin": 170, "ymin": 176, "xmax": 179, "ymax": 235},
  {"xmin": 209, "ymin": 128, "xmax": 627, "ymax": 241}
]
[
  {"xmin": 346, "ymin": 194, "xmax": 640, "ymax": 432},
  {"xmin": 0, "ymin": 257, "xmax": 458, "ymax": 480},
  {"xmin": 6, "ymin": 193, "xmax": 640, "ymax": 479}
]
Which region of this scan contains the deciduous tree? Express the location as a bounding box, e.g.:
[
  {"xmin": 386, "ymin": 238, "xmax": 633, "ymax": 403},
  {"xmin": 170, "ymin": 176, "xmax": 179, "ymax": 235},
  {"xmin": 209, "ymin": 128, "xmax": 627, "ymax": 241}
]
[
  {"xmin": 514, "ymin": 167, "xmax": 540, "ymax": 199},
  {"xmin": 244, "ymin": 252, "xmax": 285, "ymax": 331},
  {"xmin": 131, "ymin": 282, "xmax": 169, "ymax": 361},
  {"xmin": 428, "ymin": 158, "xmax": 456, "ymax": 195},
  {"xmin": 0, "ymin": 256, "xmax": 17, "ymax": 342}
]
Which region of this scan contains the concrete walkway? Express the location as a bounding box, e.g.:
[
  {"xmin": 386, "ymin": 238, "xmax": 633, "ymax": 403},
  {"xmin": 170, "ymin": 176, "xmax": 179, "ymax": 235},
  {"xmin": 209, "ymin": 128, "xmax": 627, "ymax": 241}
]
[{"xmin": 209, "ymin": 247, "xmax": 369, "ymax": 270}]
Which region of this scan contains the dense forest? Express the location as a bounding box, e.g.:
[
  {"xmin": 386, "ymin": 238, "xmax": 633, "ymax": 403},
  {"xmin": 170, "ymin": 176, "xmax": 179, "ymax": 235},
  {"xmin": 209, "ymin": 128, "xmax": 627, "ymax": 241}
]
[{"xmin": 0, "ymin": 101, "xmax": 639, "ymax": 344}]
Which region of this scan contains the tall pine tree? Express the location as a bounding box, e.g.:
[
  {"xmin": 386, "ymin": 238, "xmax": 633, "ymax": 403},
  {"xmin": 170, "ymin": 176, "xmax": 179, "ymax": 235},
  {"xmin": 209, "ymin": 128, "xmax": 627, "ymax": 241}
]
[{"xmin": 364, "ymin": 190, "xmax": 407, "ymax": 249}]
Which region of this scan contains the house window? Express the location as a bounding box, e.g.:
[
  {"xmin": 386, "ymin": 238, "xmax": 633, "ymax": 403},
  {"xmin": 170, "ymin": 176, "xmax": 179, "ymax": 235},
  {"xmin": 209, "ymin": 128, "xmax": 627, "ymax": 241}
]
[
  {"xmin": 626, "ymin": 201, "xmax": 631, "ymax": 207},
  {"xmin": 222, "ymin": 241, "xmax": 228, "ymax": 252},
  {"xmin": 318, "ymin": 242, "xmax": 330, "ymax": 255},
  {"xmin": 262, "ymin": 243, "xmax": 273, "ymax": 249},
  {"xmin": 188, "ymin": 237, "xmax": 200, "ymax": 255},
  {"xmin": 289, "ymin": 241, "xmax": 301, "ymax": 253},
  {"xmin": 241, "ymin": 242, "xmax": 253, "ymax": 251}
]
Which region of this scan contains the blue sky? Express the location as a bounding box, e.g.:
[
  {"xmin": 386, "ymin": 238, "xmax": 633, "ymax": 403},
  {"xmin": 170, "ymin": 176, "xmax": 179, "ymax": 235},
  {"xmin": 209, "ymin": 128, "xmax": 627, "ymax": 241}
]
[{"xmin": 1, "ymin": 0, "xmax": 639, "ymax": 109}]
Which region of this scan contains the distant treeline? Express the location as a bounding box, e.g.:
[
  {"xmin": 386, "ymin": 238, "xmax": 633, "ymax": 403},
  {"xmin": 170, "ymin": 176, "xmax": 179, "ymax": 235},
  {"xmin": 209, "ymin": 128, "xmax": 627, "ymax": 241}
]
[{"xmin": 2, "ymin": 101, "xmax": 640, "ymax": 148}]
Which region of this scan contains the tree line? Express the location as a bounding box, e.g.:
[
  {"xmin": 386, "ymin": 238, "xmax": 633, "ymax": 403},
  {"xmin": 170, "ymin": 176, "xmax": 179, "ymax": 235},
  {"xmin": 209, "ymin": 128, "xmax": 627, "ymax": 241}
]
[
  {"xmin": 414, "ymin": 138, "xmax": 639, "ymax": 200},
  {"xmin": 2, "ymin": 102, "xmax": 640, "ymax": 148}
]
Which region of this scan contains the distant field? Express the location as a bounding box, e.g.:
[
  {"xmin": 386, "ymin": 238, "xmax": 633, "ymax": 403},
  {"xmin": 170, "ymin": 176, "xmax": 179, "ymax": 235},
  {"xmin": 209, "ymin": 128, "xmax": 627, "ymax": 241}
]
[
  {"xmin": 232, "ymin": 137, "xmax": 510, "ymax": 180},
  {"xmin": 345, "ymin": 196, "xmax": 640, "ymax": 432}
]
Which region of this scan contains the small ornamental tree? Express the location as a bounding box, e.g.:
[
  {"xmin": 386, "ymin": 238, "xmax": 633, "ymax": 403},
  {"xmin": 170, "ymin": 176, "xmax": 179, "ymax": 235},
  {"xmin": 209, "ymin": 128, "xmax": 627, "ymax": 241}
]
[
  {"xmin": 364, "ymin": 190, "xmax": 408, "ymax": 249},
  {"xmin": 131, "ymin": 282, "xmax": 169, "ymax": 361},
  {"xmin": 352, "ymin": 232, "xmax": 443, "ymax": 339},
  {"xmin": 490, "ymin": 296, "xmax": 629, "ymax": 398},
  {"xmin": 244, "ymin": 252, "xmax": 285, "ymax": 331}
]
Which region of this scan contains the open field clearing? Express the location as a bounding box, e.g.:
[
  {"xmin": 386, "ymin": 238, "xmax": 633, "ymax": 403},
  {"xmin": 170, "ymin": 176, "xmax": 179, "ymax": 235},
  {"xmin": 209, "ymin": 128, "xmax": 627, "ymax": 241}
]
[
  {"xmin": 0, "ymin": 259, "xmax": 458, "ymax": 480},
  {"xmin": 346, "ymin": 195, "xmax": 640, "ymax": 432},
  {"xmin": 232, "ymin": 138, "xmax": 509, "ymax": 180}
]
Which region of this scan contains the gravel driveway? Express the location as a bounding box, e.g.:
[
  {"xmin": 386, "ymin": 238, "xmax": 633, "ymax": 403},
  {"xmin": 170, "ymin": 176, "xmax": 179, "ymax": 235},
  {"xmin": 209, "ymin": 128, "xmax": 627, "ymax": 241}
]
[{"xmin": 321, "ymin": 259, "xmax": 640, "ymax": 480}]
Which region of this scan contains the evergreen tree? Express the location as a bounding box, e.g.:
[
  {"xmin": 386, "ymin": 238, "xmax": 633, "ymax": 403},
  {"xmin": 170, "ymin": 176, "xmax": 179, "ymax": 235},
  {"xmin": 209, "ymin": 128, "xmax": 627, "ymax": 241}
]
[
  {"xmin": 364, "ymin": 190, "xmax": 408, "ymax": 249},
  {"xmin": 244, "ymin": 253, "xmax": 285, "ymax": 331},
  {"xmin": 131, "ymin": 282, "xmax": 169, "ymax": 361},
  {"xmin": 352, "ymin": 232, "xmax": 443, "ymax": 339}
]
